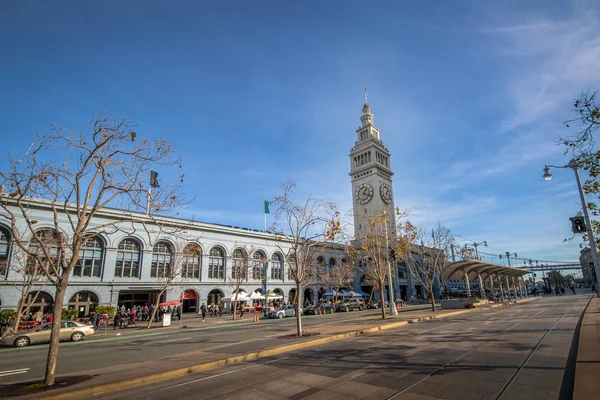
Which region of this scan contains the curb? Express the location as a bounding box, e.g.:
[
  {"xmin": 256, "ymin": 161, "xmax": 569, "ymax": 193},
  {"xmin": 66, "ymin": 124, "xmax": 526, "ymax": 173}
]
[{"xmin": 25, "ymin": 299, "xmax": 532, "ymax": 400}]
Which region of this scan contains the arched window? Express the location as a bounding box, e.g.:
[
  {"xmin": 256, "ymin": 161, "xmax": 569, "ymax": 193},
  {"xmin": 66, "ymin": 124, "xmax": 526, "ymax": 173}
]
[
  {"xmin": 232, "ymin": 248, "xmax": 247, "ymax": 280},
  {"xmin": 329, "ymin": 257, "xmax": 336, "ymax": 268},
  {"xmin": 182, "ymin": 244, "xmax": 201, "ymax": 279},
  {"xmin": 115, "ymin": 238, "xmax": 141, "ymax": 278},
  {"xmin": 74, "ymin": 236, "xmax": 104, "ymax": 277},
  {"xmin": 208, "ymin": 247, "xmax": 224, "ymax": 279},
  {"xmin": 68, "ymin": 290, "xmax": 99, "ymax": 317},
  {"xmin": 271, "ymin": 253, "xmax": 283, "ymax": 280},
  {"xmin": 27, "ymin": 229, "xmax": 62, "ymax": 276},
  {"xmin": 252, "ymin": 251, "xmax": 266, "ymax": 280},
  {"xmin": 287, "ymin": 253, "xmax": 296, "ymax": 280},
  {"xmin": 0, "ymin": 226, "xmax": 10, "ymax": 276},
  {"xmin": 151, "ymin": 241, "xmax": 173, "ymax": 278}
]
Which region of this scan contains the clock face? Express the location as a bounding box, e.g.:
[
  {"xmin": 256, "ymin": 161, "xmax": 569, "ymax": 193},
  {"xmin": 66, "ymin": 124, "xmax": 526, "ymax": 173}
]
[
  {"xmin": 380, "ymin": 183, "xmax": 392, "ymax": 204},
  {"xmin": 355, "ymin": 184, "xmax": 374, "ymax": 205}
]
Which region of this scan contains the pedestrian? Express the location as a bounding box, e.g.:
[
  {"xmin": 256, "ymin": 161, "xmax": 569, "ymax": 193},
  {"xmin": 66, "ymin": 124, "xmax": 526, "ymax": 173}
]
[
  {"xmin": 113, "ymin": 312, "xmax": 120, "ymax": 330},
  {"xmin": 201, "ymin": 303, "xmax": 207, "ymax": 322},
  {"xmin": 239, "ymin": 305, "xmax": 244, "ymax": 319},
  {"xmin": 560, "ymin": 286, "xmax": 566, "ymax": 296},
  {"xmin": 555, "ymin": 286, "xmax": 560, "ymax": 296},
  {"xmin": 570, "ymin": 285, "xmax": 576, "ymax": 295}
]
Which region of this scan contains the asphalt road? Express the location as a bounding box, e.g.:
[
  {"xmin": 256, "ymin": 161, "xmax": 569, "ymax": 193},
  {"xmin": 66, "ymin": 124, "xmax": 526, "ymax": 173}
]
[
  {"xmin": 98, "ymin": 294, "xmax": 590, "ymax": 400},
  {"xmin": 0, "ymin": 306, "xmax": 409, "ymax": 385}
]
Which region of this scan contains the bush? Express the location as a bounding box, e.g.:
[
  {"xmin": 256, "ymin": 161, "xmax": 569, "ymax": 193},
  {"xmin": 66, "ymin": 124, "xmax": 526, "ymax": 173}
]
[
  {"xmin": 1, "ymin": 309, "xmax": 17, "ymax": 321},
  {"xmin": 61, "ymin": 308, "xmax": 78, "ymax": 320},
  {"xmin": 94, "ymin": 306, "xmax": 115, "ymax": 316}
]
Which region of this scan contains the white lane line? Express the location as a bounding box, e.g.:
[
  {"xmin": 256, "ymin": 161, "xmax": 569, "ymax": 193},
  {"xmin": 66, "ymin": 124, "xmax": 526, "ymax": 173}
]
[
  {"xmin": 157, "ymin": 337, "xmax": 191, "ymax": 344},
  {"xmin": 533, "ymin": 308, "xmax": 548, "ymax": 316},
  {"xmin": 149, "ymin": 356, "xmax": 293, "ymax": 393},
  {"xmin": 0, "ymin": 368, "xmax": 29, "ymax": 377}
]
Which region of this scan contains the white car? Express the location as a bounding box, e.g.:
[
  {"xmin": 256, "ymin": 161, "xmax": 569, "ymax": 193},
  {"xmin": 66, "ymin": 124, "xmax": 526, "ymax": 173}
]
[
  {"xmin": 1, "ymin": 321, "xmax": 95, "ymax": 347},
  {"xmin": 267, "ymin": 305, "xmax": 296, "ymax": 319}
]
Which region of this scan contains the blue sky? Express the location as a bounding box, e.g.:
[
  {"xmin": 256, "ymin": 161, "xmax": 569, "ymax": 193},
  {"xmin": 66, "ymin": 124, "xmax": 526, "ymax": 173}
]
[{"xmin": 1, "ymin": 0, "xmax": 599, "ymax": 265}]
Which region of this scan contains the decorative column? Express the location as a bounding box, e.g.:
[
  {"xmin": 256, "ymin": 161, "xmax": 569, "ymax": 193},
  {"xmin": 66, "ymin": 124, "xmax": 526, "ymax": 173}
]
[
  {"xmin": 478, "ymin": 273, "xmax": 485, "ymax": 299},
  {"xmin": 505, "ymin": 276, "xmax": 512, "ymax": 301},
  {"xmin": 522, "ymin": 277, "xmax": 528, "ymax": 297},
  {"xmin": 464, "ymin": 271, "xmax": 471, "ymax": 298},
  {"xmin": 497, "ymin": 276, "xmax": 505, "ymax": 302}
]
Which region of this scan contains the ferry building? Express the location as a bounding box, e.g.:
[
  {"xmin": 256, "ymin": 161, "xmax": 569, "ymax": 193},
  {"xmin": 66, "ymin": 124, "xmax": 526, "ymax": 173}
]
[{"xmin": 0, "ymin": 101, "xmax": 423, "ymax": 315}]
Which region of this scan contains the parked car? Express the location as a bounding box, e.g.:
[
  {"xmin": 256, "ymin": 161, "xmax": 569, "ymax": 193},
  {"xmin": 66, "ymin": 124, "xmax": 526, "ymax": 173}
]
[
  {"xmin": 366, "ymin": 300, "xmax": 380, "ymax": 309},
  {"xmin": 337, "ymin": 298, "xmax": 365, "ymax": 312},
  {"xmin": 1, "ymin": 321, "xmax": 95, "ymax": 347},
  {"xmin": 267, "ymin": 305, "xmax": 296, "ymax": 319}
]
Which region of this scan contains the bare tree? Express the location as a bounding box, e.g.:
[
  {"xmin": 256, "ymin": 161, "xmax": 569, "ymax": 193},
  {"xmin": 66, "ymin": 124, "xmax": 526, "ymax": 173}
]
[
  {"xmin": 405, "ymin": 223, "xmax": 453, "ymax": 312},
  {"xmin": 318, "ymin": 256, "xmax": 354, "ymax": 304},
  {"xmin": 226, "ymin": 246, "xmax": 267, "ymax": 320},
  {"xmin": 350, "ymin": 211, "xmax": 396, "ymax": 320},
  {"xmin": 145, "ymin": 239, "xmax": 194, "ymax": 329},
  {"xmin": 0, "ymin": 112, "xmax": 184, "ymax": 386},
  {"xmin": 6, "ymin": 241, "xmax": 52, "ymax": 333},
  {"xmin": 271, "ymin": 181, "xmax": 340, "ymax": 337},
  {"xmin": 458, "ymin": 245, "xmax": 476, "ymax": 261}
]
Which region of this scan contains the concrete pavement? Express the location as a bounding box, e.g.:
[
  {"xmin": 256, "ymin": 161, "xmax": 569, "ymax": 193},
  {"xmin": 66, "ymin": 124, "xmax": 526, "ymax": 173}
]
[
  {"xmin": 95, "ymin": 294, "xmax": 588, "ymax": 400},
  {"xmin": 3, "ymin": 297, "xmax": 543, "ymax": 399}
]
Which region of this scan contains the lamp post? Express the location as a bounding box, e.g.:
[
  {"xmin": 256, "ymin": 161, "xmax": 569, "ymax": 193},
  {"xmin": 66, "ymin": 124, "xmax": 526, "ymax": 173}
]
[
  {"xmin": 472, "ymin": 241, "xmax": 487, "ymax": 260},
  {"xmin": 544, "ymin": 159, "xmax": 600, "ymax": 297},
  {"xmin": 383, "ymin": 210, "xmax": 398, "ymax": 316}
]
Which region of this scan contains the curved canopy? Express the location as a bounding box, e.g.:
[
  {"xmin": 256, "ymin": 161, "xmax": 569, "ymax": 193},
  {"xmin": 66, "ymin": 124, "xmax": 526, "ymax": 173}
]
[{"xmin": 441, "ymin": 260, "xmax": 530, "ymax": 281}]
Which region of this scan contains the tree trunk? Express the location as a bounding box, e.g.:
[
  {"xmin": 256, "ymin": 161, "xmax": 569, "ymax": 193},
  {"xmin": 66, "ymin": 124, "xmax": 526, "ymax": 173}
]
[
  {"xmin": 428, "ymin": 287, "xmax": 436, "ymax": 312},
  {"xmin": 232, "ymin": 298, "xmax": 238, "ymax": 320},
  {"xmin": 146, "ymin": 287, "xmax": 166, "ymax": 329},
  {"xmin": 44, "ymin": 283, "xmax": 67, "ymax": 386},
  {"xmin": 379, "ymin": 283, "xmax": 386, "ymax": 320},
  {"xmin": 295, "ymin": 282, "xmax": 303, "ymax": 336}
]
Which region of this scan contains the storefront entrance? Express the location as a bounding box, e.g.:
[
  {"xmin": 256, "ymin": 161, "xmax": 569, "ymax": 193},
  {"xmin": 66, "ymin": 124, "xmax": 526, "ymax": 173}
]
[
  {"xmin": 117, "ymin": 290, "xmax": 163, "ymax": 310},
  {"xmin": 181, "ymin": 289, "xmax": 198, "ymax": 312}
]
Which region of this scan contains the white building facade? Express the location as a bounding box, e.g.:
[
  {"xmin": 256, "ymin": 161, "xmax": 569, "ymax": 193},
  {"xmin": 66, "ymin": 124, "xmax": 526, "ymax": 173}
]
[{"xmin": 0, "ymin": 200, "xmax": 346, "ymax": 315}]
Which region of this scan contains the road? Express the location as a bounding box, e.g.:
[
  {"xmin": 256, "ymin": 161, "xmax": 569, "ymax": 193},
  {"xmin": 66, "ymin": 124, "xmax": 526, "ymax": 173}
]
[
  {"xmin": 0, "ymin": 306, "xmax": 420, "ymax": 385},
  {"xmin": 97, "ymin": 294, "xmax": 590, "ymax": 400}
]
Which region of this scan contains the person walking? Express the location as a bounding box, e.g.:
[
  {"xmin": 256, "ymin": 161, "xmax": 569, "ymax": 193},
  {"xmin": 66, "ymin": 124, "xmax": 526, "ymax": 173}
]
[
  {"xmin": 239, "ymin": 305, "xmax": 245, "ymax": 319},
  {"xmin": 200, "ymin": 303, "xmax": 207, "ymax": 322}
]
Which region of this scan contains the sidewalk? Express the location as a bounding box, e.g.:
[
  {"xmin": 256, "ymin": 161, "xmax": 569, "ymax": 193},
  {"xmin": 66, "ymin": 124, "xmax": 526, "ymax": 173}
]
[
  {"xmin": 17, "ymin": 299, "xmax": 536, "ymax": 400},
  {"xmin": 92, "ymin": 303, "xmax": 436, "ymax": 339},
  {"xmin": 574, "ymin": 295, "xmax": 600, "ymax": 399}
]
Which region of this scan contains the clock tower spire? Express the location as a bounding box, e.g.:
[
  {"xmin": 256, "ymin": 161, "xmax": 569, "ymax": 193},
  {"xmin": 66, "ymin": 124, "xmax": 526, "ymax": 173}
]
[{"xmin": 349, "ymin": 99, "xmax": 396, "ymax": 239}]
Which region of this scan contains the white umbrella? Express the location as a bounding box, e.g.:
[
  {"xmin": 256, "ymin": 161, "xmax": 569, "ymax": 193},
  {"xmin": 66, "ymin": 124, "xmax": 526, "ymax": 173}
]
[{"xmin": 250, "ymin": 291, "xmax": 264, "ymax": 300}]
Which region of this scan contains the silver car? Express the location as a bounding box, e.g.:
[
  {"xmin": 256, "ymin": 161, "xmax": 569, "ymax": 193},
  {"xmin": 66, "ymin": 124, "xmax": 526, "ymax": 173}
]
[
  {"xmin": 267, "ymin": 305, "xmax": 296, "ymax": 319},
  {"xmin": 0, "ymin": 321, "xmax": 95, "ymax": 347}
]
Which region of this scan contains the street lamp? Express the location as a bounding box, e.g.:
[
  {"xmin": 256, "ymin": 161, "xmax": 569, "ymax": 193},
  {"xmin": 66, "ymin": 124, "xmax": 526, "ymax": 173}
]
[
  {"xmin": 384, "ymin": 210, "xmax": 398, "ymax": 316},
  {"xmin": 544, "ymin": 158, "xmax": 600, "ymax": 297}
]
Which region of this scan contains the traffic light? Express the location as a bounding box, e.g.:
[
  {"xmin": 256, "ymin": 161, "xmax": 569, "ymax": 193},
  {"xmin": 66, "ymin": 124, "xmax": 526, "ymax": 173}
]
[{"xmin": 571, "ymin": 216, "xmax": 586, "ymax": 234}]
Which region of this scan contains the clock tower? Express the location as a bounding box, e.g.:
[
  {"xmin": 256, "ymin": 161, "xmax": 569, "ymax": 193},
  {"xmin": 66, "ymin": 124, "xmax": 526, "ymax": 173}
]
[{"xmin": 349, "ymin": 102, "xmax": 396, "ymax": 239}]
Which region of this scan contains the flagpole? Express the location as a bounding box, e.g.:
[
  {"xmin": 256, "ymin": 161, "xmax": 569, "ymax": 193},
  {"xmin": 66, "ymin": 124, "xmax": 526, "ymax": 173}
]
[
  {"xmin": 264, "ymin": 199, "xmax": 267, "ymax": 232},
  {"xmin": 146, "ymin": 186, "xmax": 152, "ymax": 216}
]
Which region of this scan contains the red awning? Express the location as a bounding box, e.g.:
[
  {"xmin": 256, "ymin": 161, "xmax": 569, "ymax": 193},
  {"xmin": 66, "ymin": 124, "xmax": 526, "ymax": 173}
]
[
  {"xmin": 181, "ymin": 289, "xmax": 197, "ymax": 300},
  {"xmin": 159, "ymin": 301, "xmax": 182, "ymax": 307}
]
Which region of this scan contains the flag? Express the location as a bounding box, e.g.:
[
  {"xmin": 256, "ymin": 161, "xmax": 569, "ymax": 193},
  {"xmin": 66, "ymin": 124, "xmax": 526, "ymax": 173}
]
[
  {"xmin": 150, "ymin": 170, "xmax": 160, "ymax": 188},
  {"xmin": 264, "ymin": 200, "xmax": 270, "ymax": 214}
]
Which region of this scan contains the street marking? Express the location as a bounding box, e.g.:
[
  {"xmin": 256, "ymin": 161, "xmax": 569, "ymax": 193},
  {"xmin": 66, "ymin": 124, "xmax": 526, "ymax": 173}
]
[
  {"xmin": 533, "ymin": 308, "xmax": 547, "ymax": 316},
  {"xmin": 137, "ymin": 356, "xmax": 293, "ymax": 394},
  {"xmin": 158, "ymin": 337, "xmax": 191, "ymax": 344},
  {"xmin": 0, "ymin": 368, "xmax": 29, "ymax": 377}
]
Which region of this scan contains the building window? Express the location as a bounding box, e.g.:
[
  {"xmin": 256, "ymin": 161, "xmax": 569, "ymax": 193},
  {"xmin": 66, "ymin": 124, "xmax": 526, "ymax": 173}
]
[
  {"xmin": 151, "ymin": 241, "xmax": 173, "ymax": 278},
  {"xmin": 232, "ymin": 248, "xmax": 247, "ymax": 280},
  {"xmin": 271, "ymin": 253, "xmax": 283, "ymax": 280},
  {"xmin": 287, "ymin": 253, "xmax": 296, "ymax": 280},
  {"xmin": 115, "ymin": 238, "xmax": 141, "ymax": 278},
  {"xmin": 182, "ymin": 243, "xmax": 201, "ymax": 279},
  {"xmin": 27, "ymin": 229, "xmax": 62, "ymax": 276},
  {"xmin": 74, "ymin": 236, "xmax": 103, "ymax": 277},
  {"xmin": 252, "ymin": 251, "xmax": 266, "ymax": 280},
  {"xmin": 208, "ymin": 247, "xmax": 224, "ymax": 279},
  {"xmin": 0, "ymin": 226, "xmax": 10, "ymax": 276}
]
